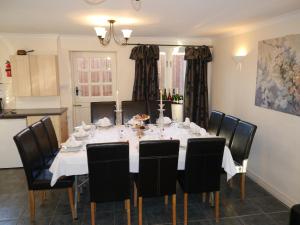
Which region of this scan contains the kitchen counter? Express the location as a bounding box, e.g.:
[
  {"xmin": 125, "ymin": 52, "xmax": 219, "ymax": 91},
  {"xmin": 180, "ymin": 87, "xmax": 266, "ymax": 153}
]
[{"xmin": 0, "ymin": 107, "xmax": 67, "ymax": 119}]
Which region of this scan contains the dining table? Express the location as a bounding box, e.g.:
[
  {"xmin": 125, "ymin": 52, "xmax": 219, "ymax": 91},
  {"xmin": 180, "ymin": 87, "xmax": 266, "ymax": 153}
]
[{"xmin": 49, "ymin": 122, "xmax": 238, "ymax": 218}]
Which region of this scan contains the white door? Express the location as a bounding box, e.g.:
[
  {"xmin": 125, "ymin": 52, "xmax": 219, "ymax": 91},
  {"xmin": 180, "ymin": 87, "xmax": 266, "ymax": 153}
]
[{"xmin": 71, "ymin": 52, "xmax": 117, "ymax": 126}]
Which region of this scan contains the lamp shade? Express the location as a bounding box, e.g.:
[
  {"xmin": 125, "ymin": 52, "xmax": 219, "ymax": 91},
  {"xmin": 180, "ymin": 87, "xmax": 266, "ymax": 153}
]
[
  {"xmin": 121, "ymin": 29, "xmax": 132, "ymax": 39},
  {"xmin": 94, "ymin": 27, "xmax": 107, "ymax": 38}
]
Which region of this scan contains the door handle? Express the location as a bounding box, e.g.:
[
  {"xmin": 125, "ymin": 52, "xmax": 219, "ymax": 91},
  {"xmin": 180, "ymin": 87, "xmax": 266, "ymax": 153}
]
[
  {"xmin": 75, "ymin": 86, "xmax": 79, "ymax": 96},
  {"xmin": 73, "ymin": 104, "xmax": 82, "ymax": 107}
]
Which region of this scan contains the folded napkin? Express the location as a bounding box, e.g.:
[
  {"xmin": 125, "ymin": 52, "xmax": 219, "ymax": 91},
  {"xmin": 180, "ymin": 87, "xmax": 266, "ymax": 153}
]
[
  {"xmin": 74, "ymin": 127, "xmax": 89, "ymax": 137},
  {"xmin": 127, "ymin": 117, "xmax": 139, "ymax": 126},
  {"xmin": 190, "ymin": 122, "xmax": 207, "ymax": 136},
  {"xmin": 62, "ymin": 136, "xmax": 82, "ymax": 148},
  {"xmin": 81, "ymin": 121, "xmax": 91, "ymax": 130},
  {"xmin": 183, "ymin": 117, "xmax": 190, "ymax": 127},
  {"xmin": 96, "ymin": 117, "xmax": 112, "ymax": 127},
  {"xmin": 156, "ymin": 116, "xmax": 172, "ymax": 125}
]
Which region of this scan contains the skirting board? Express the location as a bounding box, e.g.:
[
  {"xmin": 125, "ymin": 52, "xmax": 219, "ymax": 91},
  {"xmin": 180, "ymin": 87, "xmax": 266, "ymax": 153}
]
[{"xmin": 247, "ymin": 169, "xmax": 295, "ymax": 208}]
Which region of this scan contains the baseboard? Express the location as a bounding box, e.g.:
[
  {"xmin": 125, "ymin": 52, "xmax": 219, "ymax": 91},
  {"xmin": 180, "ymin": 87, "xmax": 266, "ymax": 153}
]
[{"xmin": 247, "ymin": 169, "xmax": 295, "ymax": 208}]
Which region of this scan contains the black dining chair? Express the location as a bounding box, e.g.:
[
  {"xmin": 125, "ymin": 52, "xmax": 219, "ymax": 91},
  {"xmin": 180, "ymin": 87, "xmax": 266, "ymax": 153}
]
[
  {"xmin": 207, "ymin": 110, "xmax": 225, "ymax": 135},
  {"xmin": 177, "ymin": 138, "xmax": 225, "ymax": 224},
  {"xmin": 30, "ymin": 121, "xmax": 55, "ymax": 167},
  {"xmin": 229, "ymin": 120, "xmax": 257, "ymax": 200},
  {"xmin": 148, "ymin": 100, "xmax": 172, "ymax": 124},
  {"xmin": 90, "ymin": 101, "xmax": 116, "ymax": 124},
  {"xmin": 218, "ymin": 115, "xmax": 240, "ymax": 146},
  {"xmin": 13, "ymin": 128, "xmax": 75, "ymax": 221},
  {"xmin": 41, "ymin": 116, "xmax": 59, "ymax": 156},
  {"xmin": 134, "ymin": 140, "xmax": 180, "ymax": 225},
  {"xmin": 290, "ymin": 204, "xmax": 300, "ymax": 225},
  {"xmin": 86, "ymin": 142, "xmax": 131, "ymax": 225},
  {"xmin": 122, "ymin": 101, "xmax": 147, "ymax": 124}
]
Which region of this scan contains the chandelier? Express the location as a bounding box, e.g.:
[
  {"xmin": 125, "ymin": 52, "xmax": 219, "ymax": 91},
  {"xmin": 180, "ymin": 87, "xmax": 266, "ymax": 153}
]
[
  {"xmin": 84, "ymin": 0, "xmax": 142, "ymax": 11},
  {"xmin": 94, "ymin": 20, "xmax": 132, "ymax": 46}
]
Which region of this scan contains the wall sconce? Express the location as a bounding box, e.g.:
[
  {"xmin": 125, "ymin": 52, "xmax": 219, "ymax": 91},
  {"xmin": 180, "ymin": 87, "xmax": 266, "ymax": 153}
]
[{"xmin": 233, "ymin": 55, "xmax": 246, "ymax": 71}]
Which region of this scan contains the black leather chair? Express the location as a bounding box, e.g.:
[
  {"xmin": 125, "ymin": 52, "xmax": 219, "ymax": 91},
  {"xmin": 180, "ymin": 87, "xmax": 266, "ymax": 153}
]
[
  {"xmin": 134, "ymin": 140, "xmax": 180, "ymax": 225},
  {"xmin": 41, "ymin": 116, "xmax": 59, "ymax": 156},
  {"xmin": 90, "ymin": 101, "xmax": 116, "ymax": 124},
  {"xmin": 218, "ymin": 115, "xmax": 239, "ymax": 146},
  {"xmin": 207, "ymin": 110, "xmax": 225, "ymax": 135},
  {"xmin": 122, "ymin": 101, "xmax": 147, "ymax": 124},
  {"xmin": 13, "ymin": 128, "xmax": 75, "ymax": 221},
  {"xmin": 229, "ymin": 120, "xmax": 257, "ymax": 200},
  {"xmin": 148, "ymin": 100, "xmax": 172, "ymax": 124},
  {"xmin": 30, "ymin": 121, "xmax": 55, "ymax": 167},
  {"xmin": 290, "ymin": 204, "xmax": 300, "ymax": 225},
  {"xmin": 177, "ymin": 138, "xmax": 225, "ymax": 224},
  {"xmin": 86, "ymin": 142, "xmax": 131, "ymax": 225}
]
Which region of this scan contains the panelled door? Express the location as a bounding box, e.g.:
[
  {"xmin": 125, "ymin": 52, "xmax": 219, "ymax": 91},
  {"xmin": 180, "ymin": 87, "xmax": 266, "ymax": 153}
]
[{"xmin": 71, "ymin": 52, "xmax": 117, "ymax": 126}]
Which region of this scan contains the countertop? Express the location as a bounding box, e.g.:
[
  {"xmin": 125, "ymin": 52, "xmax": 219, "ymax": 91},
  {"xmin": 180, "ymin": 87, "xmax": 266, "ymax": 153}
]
[{"xmin": 0, "ymin": 108, "xmax": 67, "ymax": 119}]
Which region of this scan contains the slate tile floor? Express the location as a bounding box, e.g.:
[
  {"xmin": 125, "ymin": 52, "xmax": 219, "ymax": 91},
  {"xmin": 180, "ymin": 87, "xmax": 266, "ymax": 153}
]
[{"xmin": 0, "ymin": 169, "xmax": 290, "ymax": 225}]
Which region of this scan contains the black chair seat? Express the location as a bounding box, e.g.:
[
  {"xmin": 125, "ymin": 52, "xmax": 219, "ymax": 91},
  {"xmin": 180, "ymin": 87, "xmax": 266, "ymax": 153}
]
[
  {"xmin": 31, "ymin": 169, "xmax": 74, "ymax": 190},
  {"xmin": 290, "ymin": 204, "xmax": 300, "ymax": 225}
]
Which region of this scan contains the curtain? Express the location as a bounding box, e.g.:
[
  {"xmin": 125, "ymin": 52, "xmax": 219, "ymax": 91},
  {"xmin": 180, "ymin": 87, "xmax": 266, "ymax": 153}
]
[
  {"xmin": 130, "ymin": 45, "xmax": 160, "ymax": 101},
  {"xmin": 184, "ymin": 46, "xmax": 212, "ymax": 128}
]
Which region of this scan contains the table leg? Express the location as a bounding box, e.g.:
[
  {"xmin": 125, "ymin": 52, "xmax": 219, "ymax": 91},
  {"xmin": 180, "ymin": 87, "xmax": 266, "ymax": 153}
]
[
  {"xmin": 74, "ymin": 175, "xmax": 78, "ymax": 219},
  {"xmin": 209, "ymin": 192, "xmax": 215, "ymax": 207}
]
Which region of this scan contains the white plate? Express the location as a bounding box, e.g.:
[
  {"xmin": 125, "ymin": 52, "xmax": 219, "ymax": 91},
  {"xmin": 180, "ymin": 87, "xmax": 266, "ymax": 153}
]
[
  {"xmin": 96, "ymin": 123, "xmax": 113, "ymax": 128},
  {"xmin": 61, "ymin": 146, "xmax": 82, "ymax": 152},
  {"xmin": 75, "ymin": 125, "xmax": 92, "ymax": 131}
]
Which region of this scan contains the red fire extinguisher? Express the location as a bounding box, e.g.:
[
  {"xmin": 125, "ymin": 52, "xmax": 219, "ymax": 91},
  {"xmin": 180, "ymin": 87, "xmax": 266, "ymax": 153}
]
[{"xmin": 5, "ymin": 60, "xmax": 11, "ymax": 77}]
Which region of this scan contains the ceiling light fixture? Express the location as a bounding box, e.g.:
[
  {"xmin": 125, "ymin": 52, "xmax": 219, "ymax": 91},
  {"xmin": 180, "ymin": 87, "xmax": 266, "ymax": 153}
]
[
  {"xmin": 84, "ymin": 0, "xmax": 142, "ymax": 11},
  {"xmin": 94, "ymin": 20, "xmax": 132, "ymax": 46}
]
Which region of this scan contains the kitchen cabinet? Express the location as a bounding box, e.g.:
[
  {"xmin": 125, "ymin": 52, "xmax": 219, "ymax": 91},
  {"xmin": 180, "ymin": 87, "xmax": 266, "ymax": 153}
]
[{"xmin": 10, "ymin": 55, "xmax": 59, "ymax": 97}]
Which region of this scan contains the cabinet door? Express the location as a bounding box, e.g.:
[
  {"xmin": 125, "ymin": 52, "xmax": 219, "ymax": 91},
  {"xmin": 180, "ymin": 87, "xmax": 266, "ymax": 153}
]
[
  {"xmin": 30, "ymin": 55, "xmax": 59, "ymax": 96},
  {"xmin": 10, "ymin": 55, "xmax": 32, "ymax": 96}
]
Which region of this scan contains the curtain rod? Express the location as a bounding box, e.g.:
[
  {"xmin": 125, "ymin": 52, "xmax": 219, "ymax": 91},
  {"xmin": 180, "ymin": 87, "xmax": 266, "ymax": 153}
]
[{"xmin": 125, "ymin": 43, "xmax": 213, "ymax": 48}]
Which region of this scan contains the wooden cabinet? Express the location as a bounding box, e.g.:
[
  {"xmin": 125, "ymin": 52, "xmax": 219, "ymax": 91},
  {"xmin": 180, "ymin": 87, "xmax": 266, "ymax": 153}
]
[
  {"xmin": 10, "ymin": 55, "xmax": 59, "ymax": 97},
  {"xmin": 26, "ymin": 111, "xmax": 68, "ymax": 144}
]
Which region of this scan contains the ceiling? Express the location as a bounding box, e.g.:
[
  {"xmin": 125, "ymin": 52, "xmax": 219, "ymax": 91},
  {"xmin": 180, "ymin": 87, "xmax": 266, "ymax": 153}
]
[{"xmin": 1, "ymin": 0, "xmax": 300, "ymax": 38}]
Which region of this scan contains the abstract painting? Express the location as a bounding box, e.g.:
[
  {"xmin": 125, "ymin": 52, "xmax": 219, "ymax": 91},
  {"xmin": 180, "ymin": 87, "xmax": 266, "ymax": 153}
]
[{"xmin": 255, "ymin": 34, "xmax": 300, "ymax": 116}]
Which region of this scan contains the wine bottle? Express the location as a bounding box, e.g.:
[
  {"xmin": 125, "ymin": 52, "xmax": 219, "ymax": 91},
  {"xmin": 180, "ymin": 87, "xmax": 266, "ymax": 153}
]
[
  {"xmin": 175, "ymin": 88, "xmax": 179, "ymax": 104},
  {"xmin": 179, "ymin": 94, "xmax": 184, "ymax": 104},
  {"xmin": 172, "ymin": 89, "xmax": 176, "ymax": 103},
  {"xmin": 163, "ymin": 88, "xmax": 167, "ymax": 100},
  {"xmin": 167, "ymin": 89, "xmax": 172, "ymax": 101}
]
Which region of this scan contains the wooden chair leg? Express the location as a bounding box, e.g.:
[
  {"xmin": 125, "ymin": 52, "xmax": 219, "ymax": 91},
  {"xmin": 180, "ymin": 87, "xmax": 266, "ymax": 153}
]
[
  {"xmin": 91, "ymin": 202, "xmax": 96, "ymax": 225},
  {"xmin": 215, "ymin": 191, "xmax": 220, "ymax": 222},
  {"xmin": 172, "ymin": 194, "xmax": 176, "ymax": 225},
  {"xmin": 164, "ymin": 195, "xmax": 168, "ymax": 206},
  {"xmin": 67, "ymin": 187, "xmax": 75, "ymax": 220},
  {"xmin": 134, "ymin": 182, "xmax": 137, "ymax": 208},
  {"xmin": 43, "ymin": 191, "xmax": 46, "ymax": 201},
  {"xmin": 229, "ymin": 178, "xmax": 233, "ymax": 188},
  {"xmin": 202, "ymin": 192, "xmax": 207, "ymax": 203},
  {"xmin": 184, "ymin": 193, "xmax": 188, "ymax": 225},
  {"xmin": 29, "ymin": 190, "xmax": 35, "ymax": 221},
  {"xmin": 138, "ymin": 197, "xmax": 143, "ymax": 225},
  {"xmin": 126, "ymin": 199, "xmax": 131, "ymax": 225},
  {"xmin": 240, "ymin": 173, "xmax": 246, "ymax": 200}
]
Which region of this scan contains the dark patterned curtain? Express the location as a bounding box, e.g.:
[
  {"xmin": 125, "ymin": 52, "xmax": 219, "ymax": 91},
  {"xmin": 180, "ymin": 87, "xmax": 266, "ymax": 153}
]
[
  {"xmin": 130, "ymin": 45, "xmax": 160, "ymax": 101},
  {"xmin": 184, "ymin": 46, "xmax": 212, "ymax": 128}
]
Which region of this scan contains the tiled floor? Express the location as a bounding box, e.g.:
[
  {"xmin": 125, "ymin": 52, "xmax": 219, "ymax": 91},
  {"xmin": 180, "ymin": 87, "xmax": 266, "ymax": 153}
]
[{"xmin": 0, "ymin": 169, "xmax": 290, "ymax": 225}]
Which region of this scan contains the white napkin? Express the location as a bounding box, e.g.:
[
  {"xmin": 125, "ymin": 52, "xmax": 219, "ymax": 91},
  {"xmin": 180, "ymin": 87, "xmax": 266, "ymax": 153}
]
[
  {"xmin": 163, "ymin": 117, "xmax": 172, "ymax": 124},
  {"xmin": 81, "ymin": 121, "xmax": 91, "ymax": 130},
  {"xmin": 190, "ymin": 122, "xmax": 207, "ymax": 136},
  {"xmin": 74, "ymin": 127, "xmax": 89, "ymax": 137},
  {"xmin": 62, "ymin": 136, "xmax": 82, "ymax": 148},
  {"xmin": 96, "ymin": 117, "xmax": 112, "ymax": 127},
  {"xmin": 183, "ymin": 117, "xmax": 190, "ymax": 127},
  {"xmin": 128, "ymin": 117, "xmax": 139, "ymax": 126}
]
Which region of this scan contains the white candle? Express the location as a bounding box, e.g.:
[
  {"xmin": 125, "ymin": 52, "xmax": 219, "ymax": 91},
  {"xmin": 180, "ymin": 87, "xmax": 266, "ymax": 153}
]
[
  {"xmin": 116, "ymin": 90, "xmax": 119, "ymax": 110},
  {"xmin": 160, "ymin": 89, "xmax": 163, "ymax": 106}
]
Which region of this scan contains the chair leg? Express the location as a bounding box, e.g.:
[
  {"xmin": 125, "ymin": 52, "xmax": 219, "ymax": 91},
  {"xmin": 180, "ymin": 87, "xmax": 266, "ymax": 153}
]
[
  {"xmin": 172, "ymin": 194, "xmax": 176, "ymax": 225},
  {"xmin": 91, "ymin": 202, "xmax": 96, "ymax": 225},
  {"xmin": 126, "ymin": 199, "xmax": 131, "ymax": 225},
  {"xmin": 67, "ymin": 187, "xmax": 75, "ymax": 220},
  {"xmin": 164, "ymin": 195, "xmax": 168, "ymax": 206},
  {"xmin": 134, "ymin": 182, "xmax": 137, "ymax": 208},
  {"xmin": 229, "ymin": 178, "xmax": 233, "ymax": 188},
  {"xmin": 138, "ymin": 197, "xmax": 143, "ymax": 225},
  {"xmin": 240, "ymin": 173, "xmax": 246, "ymax": 200},
  {"xmin": 184, "ymin": 193, "xmax": 188, "ymax": 225},
  {"xmin": 215, "ymin": 191, "xmax": 220, "ymax": 222},
  {"xmin": 202, "ymin": 192, "xmax": 207, "ymax": 203},
  {"xmin": 28, "ymin": 190, "xmax": 35, "ymax": 221}
]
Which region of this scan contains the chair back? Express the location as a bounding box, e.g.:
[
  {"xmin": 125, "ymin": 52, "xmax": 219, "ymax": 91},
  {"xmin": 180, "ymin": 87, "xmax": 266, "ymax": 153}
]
[
  {"xmin": 122, "ymin": 101, "xmax": 147, "ymax": 124},
  {"xmin": 87, "ymin": 142, "xmax": 130, "ymax": 202},
  {"xmin": 207, "ymin": 110, "xmax": 225, "ymax": 135},
  {"xmin": 148, "ymin": 100, "xmax": 172, "ymax": 123},
  {"xmin": 183, "ymin": 138, "xmax": 225, "ymax": 193},
  {"xmin": 230, "ymin": 121, "xmax": 257, "ymax": 165},
  {"xmin": 218, "ymin": 115, "xmax": 239, "ymax": 146},
  {"xmin": 30, "ymin": 121, "xmax": 54, "ymax": 161},
  {"xmin": 138, "ymin": 140, "xmax": 180, "ymax": 197},
  {"xmin": 91, "ymin": 101, "xmax": 116, "ymax": 124},
  {"xmin": 13, "ymin": 128, "xmax": 44, "ymax": 189},
  {"xmin": 41, "ymin": 116, "xmax": 59, "ymax": 154}
]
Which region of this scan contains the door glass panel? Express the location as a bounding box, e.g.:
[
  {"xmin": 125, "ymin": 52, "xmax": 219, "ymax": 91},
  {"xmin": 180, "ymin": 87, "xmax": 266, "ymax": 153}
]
[
  {"xmin": 91, "ymin": 71, "xmax": 101, "ymax": 83},
  {"xmin": 77, "ymin": 57, "xmax": 89, "ymax": 70},
  {"xmin": 103, "ymin": 85, "xmax": 112, "ymax": 96},
  {"xmin": 91, "ymin": 85, "xmax": 102, "ymax": 96},
  {"xmin": 102, "ymin": 71, "xmax": 112, "ymax": 83},
  {"xmin": 80, "ymin": 85, "xmax": 89, "ymax": 96},
  {"xmin": 79, "ymin": 71, "xmax": 88, "ymax": 83}
]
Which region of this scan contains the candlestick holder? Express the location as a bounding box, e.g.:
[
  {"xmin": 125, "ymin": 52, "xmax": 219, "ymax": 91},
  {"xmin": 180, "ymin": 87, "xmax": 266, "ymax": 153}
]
[
  {"xmin": 157, "ymin": 104, "xmax": 165, "ymax": 128},
  {"xmin": 115, "ymin": 109, "xmax": 123, "ymax": 126}
]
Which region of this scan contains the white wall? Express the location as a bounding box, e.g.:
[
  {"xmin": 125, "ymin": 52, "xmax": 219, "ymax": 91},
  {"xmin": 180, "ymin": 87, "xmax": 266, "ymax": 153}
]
[{"xmin": 212, "ymin": 12, "xmax": 300, "ymax": 207}]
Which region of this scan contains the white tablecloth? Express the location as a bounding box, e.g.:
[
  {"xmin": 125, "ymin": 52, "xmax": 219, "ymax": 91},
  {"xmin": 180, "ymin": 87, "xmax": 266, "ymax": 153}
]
[{"xmin": 49, "ymin": 124, "xmax": 237, "ymax": 186}]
